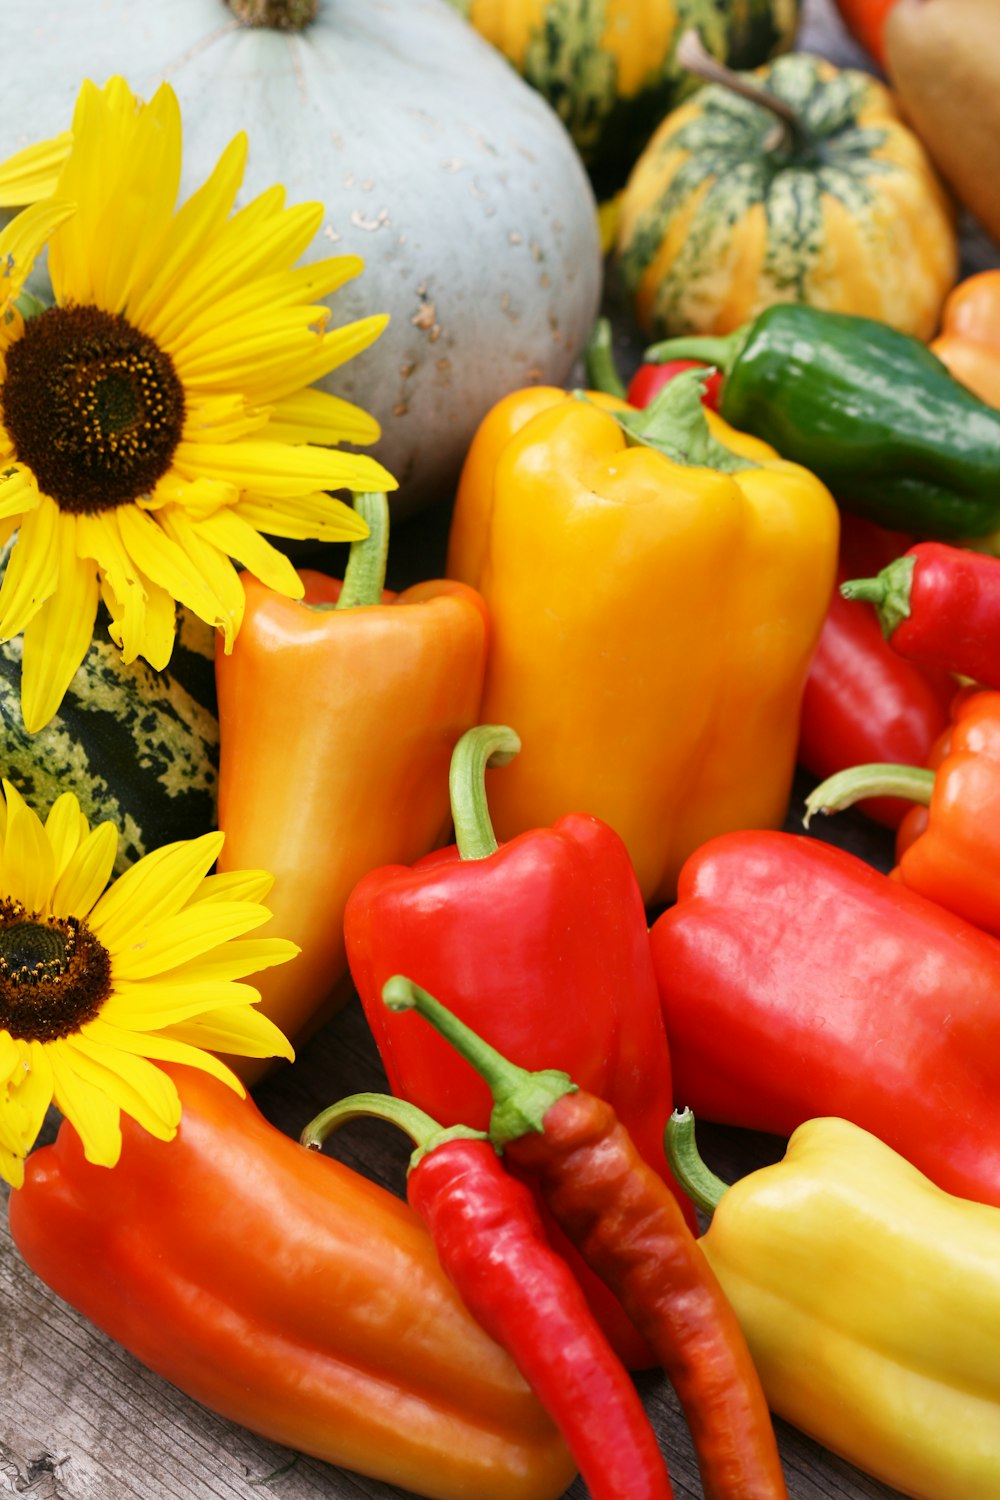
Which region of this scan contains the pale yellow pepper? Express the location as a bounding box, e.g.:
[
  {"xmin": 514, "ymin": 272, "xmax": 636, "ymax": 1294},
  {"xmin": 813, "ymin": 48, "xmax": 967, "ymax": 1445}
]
[
  {"xmin": 446, "ymin": 374, "xmax": 838, "ymax": 904},
  {"xmin": 671, "ymin": 1112, "xmax": 1000, "ymax": 1500}
]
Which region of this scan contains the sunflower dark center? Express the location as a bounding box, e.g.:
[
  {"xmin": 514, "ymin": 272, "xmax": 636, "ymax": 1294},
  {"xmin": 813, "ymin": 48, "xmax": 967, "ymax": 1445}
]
[
  {"xmin": 1, "ymin": 303, "xmax": 186, "ymax": 515},
  {"xmin": 0, "ymin": 899, "xmax": 112, "ymax": 1042}
]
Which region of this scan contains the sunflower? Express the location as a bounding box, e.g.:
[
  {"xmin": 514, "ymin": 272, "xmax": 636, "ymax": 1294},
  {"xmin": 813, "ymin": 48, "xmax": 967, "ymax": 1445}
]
[
  {"xmin": 0, "ymin": 76, "xmax": 396, "ymax": 733},
  {"xmin": 0, "ymin": 778, "xmax": 297, "ymax": 1190}
]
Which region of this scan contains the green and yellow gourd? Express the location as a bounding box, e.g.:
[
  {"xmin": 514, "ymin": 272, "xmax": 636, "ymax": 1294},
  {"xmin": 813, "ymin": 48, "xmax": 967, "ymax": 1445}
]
[
  {"xmin": 449, "ymin": 0, "xmax": 801, "ymax": 197},
  {"xmin": 0, "ymin": 600, "xmax": 218, "ymax": 876},
  {"xmin": 615, "ymin": 47, "xmax": 958, "ymax": 341}
]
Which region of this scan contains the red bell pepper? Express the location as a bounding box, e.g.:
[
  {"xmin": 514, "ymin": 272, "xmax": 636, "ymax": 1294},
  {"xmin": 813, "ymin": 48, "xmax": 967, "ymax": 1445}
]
[
  {"xmin": 345, "ymin": 724, "xmax": 693, "ymax": 1368},
  {"xmin": 842, "ymin": 540, "xmax": 1000, "ymax": 690},
  {"xmin": 649, "ymin": 829, "xmax": 1000, "ymax": 1209},
  {"xmin": 797, "ymin": 514, "xmax": 956, "ymax": 827},
  {"xmin": 305, "ymin": 1092, "xmax": 676, "ymax": 1500},
  {"xmin": 584, "ymin": 315, "xmax": 722, "ymax": 410},
  {"xmin": 379, "ymin": 978, "xmax": 789, "ymax": 1500},
  {"xmin": 804, "ymin": 690, "xmax": 1000, "ymax": 938}
]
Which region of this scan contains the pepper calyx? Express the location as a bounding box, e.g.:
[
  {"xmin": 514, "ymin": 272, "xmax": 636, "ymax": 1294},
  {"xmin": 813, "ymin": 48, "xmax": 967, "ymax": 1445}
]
[
  {"xmin": 607, "ymin": 368, "xmax": 756, "ymax": 474},
  {"xmin": 840, "ymin": 554, "xmax": 916, "ymax": 639}
]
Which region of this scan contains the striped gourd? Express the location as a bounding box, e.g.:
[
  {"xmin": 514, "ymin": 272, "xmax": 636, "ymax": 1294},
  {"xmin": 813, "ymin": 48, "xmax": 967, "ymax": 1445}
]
[
  {"xmin": 0, "ymin": 606, "xmax": 219, "ymax": 876},
  {"xmin": 615, "ymin": 51, "xmax": 957, "ymax": 341},
  {"xmin": 451, "ymin": 0, "xmax": 800, "ymax": 197}
]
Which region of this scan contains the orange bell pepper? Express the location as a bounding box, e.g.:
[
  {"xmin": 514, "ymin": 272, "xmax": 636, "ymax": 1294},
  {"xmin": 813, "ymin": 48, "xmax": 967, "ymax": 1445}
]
[
  {"xmin": 447, "ymin": 376, "xmax": 838, "ymax": 905},
  {"xmin": 931, "ymin": 271, "xmax": 1000, "ymax": 410},
  {"xmin": 215, "ymin": 494, "xmax": 489, "ymax": 1079},
  {"xmin": 9, "ymin": 1064, "xmax": 576, "ymax": 1500}
]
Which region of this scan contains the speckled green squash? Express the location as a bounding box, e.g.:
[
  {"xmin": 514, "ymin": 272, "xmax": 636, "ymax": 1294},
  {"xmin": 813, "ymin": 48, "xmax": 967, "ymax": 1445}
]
[
  {"xmin": 455, "ymin": 0, "xmax": 801, "ymax": 197},
  {"xmin": 615, "ymin": 52, "xmax": 958, "ymax": 341},
  {"xmin": 0, "ymin": 606, "xmax": 219, "ymax": 876}
]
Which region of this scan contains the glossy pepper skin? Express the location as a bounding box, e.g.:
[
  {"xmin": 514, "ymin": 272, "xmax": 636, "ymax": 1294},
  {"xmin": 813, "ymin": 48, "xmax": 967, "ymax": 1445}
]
[
  {"xmin": 807, "ymin": 692, "xmax": 1000, "ymax": 939},
  {"xmin": 649, "ymin": 830, "xmax": 1000, "ymax": 1209},
  {"xmin": 646, "ymin": 303, "xmax": 1000, "ymax": 540},
  {"xmin": 798, "ymin": 515, "xmax": 956, "ymax": 828},
  {"xmin": 931, "ymin": 270, "xmax": 1000, "ymax": 409},
  {"xmin": 215, "ymin": 494, "xmax": 488, "ymax": 1079},
  {"xmin": 7, "ymin": 1065, "xmax": 576, "ymax": 1500},
  {"xmin": 306, "ymin": 1094, "xmax": 675, "ymax": 1500},
  {"xmin": 843, "ymin": 540, "xmax": 1000, "ymax": 690},
  {"xmin": 668, "ymin": 1110, "xmax": 1000, "ymax": 1500},
  {"xmin": 345, "ymin": 725, "xmax": 692, "ymax": 1368},
  {"xmin": 384, "ymin": 979, "xmax": 788, "ymax": 1500},
  {"xmin": 446, "ymin": 376, "xmax": 838, "ymax": 904}
]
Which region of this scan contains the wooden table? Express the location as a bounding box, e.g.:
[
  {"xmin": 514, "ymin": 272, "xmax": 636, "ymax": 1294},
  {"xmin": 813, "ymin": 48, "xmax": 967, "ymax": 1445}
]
[{"xmin": 1, "ymin": 2, "xmax": 997, "ymax": 1497}]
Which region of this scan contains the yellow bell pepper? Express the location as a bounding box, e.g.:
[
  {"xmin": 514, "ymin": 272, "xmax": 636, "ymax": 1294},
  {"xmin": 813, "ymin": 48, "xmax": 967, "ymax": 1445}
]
[
  {"xmin": 668, "ymin": 1111, "xmax": 1000, "ymax": 1500},
  {"xmin": 446, "ymin": 374, "xmax": 839, "ymax": 904}
]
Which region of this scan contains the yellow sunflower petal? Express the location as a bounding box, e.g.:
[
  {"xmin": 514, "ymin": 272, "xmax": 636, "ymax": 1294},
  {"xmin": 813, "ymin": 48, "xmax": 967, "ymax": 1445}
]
[
  {"xmin": 87, "ymin": 831, "xmax": 224, "ymax": 951},
  {"xmin": 0, "ymin": 1030, "xmax": 21, "ymax": 1083},
  {"xmin": 164, "ymin": 936, "xmax": 299, "ymax": 986},
  {"xmin": 0, "ymin": 1145, "xmax": 24, "ymax": 1190},
  {"xmin": 2, "ymin": 778, "xmax": 55, "ymax": 914},
  {"xmin": 77, "ymin": 507, "xmax": 150, "ymax": 662},
  {"xmin": 0, "ymin": 464, "xmax": 41, "ymax": 522},
  {"xmin": 167, "ymin": 257, "xmax": 364, "ymax": 361},
  {"xmin": 146, "ymin": 471, "xmax": 239, "ymax": 518},
  {"xmin": 193, "ymin": 507, "xmax": 304, "ymax": 599},
  {"xmin": 232, "ymin": 489, "xmax": 378, "ymax": 543},
  {"xmin": 20, "ymin": 517, "xmax": 100, "ymax": 733},
  {"xmin": 44, "ymin": 791, "xmax": 89, "ymax": 885},
  {"xmin": 99, "ymin": 979, "xmax": 262, "ymax": 1031},
  {"xmin": 0, "ymin": 494, "xmax": 61, "ymax": 639},
  {"xmin": 155, "ymin": 506, "xmax": 244, "ymax": 645},
  {"xmin": 111, "ymin": 900, "xmax": 273, "ymax": 982},
  {"xmin": 0, "ymin": 129, "xmax": 71, "ymax": 206},
  {"xmin": 47, "ymin": 1037, "xmax": 123, "ymax": 1168},
  {"xmin": 50, "ymin": 819, "xmax": 118, "ymax": 921},
  {"xmin": 115, "ymin": 504, "xmax": 234, "ymax": 642},
  {"xmin": 0, "ymin": 198, "xmax": 76, "ymax": 314},
  {"xmin": 171, "ymin": 438, "xmax": 395, "ymax": 501},
  {"xmin": 47, "ymin": 78, "xmax": 127, "ymax": 305},
  {"xmin": 14, "ymin": 1039, "xmax": 55, "ymax": 1153},
  {"xmin": 195, "ymin": 314, "xmax": 390, "ymax": 406},
  {"xmin": 262, "ymin": 387, "xmax": 381, "ymax": 448},
  {"xmin": 78, "ymin": 1016, "xmax": 247, "ymax": 1096},
  {"xmin": 179, "ymin": 394, "xmax": 269, "ymax": 448},
  {"xmin": 160, "ymin": 1005, "xmax": 295, "ymax": 1061},
  {"xmin": 93, "ymin": 86, "xmax": 183, "ymax": 314},
  {"xmin": 65, "ymin": 1032, "xmax": 181, "ymax": 1138},
  {"xmin": 188, "ymin": 869, "xmax": 275, "ymax": 906}
]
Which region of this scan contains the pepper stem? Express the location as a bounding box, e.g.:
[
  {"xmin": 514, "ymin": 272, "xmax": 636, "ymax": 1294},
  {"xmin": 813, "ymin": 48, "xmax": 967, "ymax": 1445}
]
[
  {"xmin": 450, "ymin": 725, "xmax": 521, "ymax": 861},
  {"xmin": 609, "ymin": 368, "xmax": 755, "ymax": 474},
  {"xmin": 300, "ymin": 1089, "xmax": 487, "ymax": 1172},
  {"xmin": 334, "ymin": 492, "xmax": 389, "ymax": 610},
  {"xmin": 664, "ymin": 1107, "xmax": 728, "ymax": 1216},
  {"xmin": 382, "ymin": 976, "xmax": 577, "ymax": 1150},
  {"xmin": 676, "ymin": 28, "xmax": 809, "ymax": 155},
  {"xmin": 803, "ymin": 763, "xmax": 935, "ymax": 826},
  {"xmin": 643, "ymin": 326, "xmax": 748, "ymax": 373},
  {"xmin": 584, "ymin": 317, "xmax": 627, "ymax": 399},
  {"xmin": 840, "ymin": 554, "xmax": 916, "ymax": 639}
]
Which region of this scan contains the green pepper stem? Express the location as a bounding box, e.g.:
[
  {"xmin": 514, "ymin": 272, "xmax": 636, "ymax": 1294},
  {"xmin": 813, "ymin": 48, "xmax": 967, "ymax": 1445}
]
[
  {"xmin": 300, "ymin": 1089, "xmax": 486, "ymax": 1173},
  {"xmin": 609, "ymin": 367, "xmax": 754, "ymax": 474},
  {"xmin": 450, "ymin": 725, "xmax": 521, "ymax": 861},
  {"xmin": 643, "ymin": 328, "xmax": 747, "ymax": 372},
  {"xmin": 382, "ymin": 976, "xmax": 576, "ymax": 1150},
  {"xmin": 333, "ymin": 492, "xmax": 389, "ymax": 610},
  {"xmin": 664, "ymin": 1107, "xmax": 728, "ymax": 1216},
  {"xmin": 584, "ymin": 317, "xmax": 627, "ymax": 399},
  {"xmin": 803, "ymin": 763, "xmax": 935, "ymax": 827},
  {"xmin": 840, "ymin": 554, "xmax": 916, "ymax": 639}
]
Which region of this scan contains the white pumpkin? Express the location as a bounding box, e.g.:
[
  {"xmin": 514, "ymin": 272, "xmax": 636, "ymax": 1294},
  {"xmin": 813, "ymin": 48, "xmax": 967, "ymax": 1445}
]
[{"xmin": 6, "ymin": 0, "xmax": 602, "ymax": 517}]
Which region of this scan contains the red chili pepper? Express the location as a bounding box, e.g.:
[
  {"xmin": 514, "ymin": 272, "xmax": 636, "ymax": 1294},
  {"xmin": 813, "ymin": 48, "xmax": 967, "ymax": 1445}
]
[
  {"xmin": 798, "ymin": 515, "xmax": 956, "ymax": 827},
  {"xmin": 381, "ymin": 978, "xmax": 790, "ymax": 1500},
  {"xmin": 842, "ymin": 540, "xmax": 1000, "ymax": 691},
  {"xmin": 649, "ymin": 829, "xmax": 1000, "ymax": 1208},
  {"xmin": 804, "ymin": 690, "xmax": 1000, "ymax": 938},
  {"xmin": 345, "ymin": 724, "xmax": 693, "ymax": 1368},
  {"xmin": 303, "ymin": 1092, "xmax": 675, "ymax": 1500}
]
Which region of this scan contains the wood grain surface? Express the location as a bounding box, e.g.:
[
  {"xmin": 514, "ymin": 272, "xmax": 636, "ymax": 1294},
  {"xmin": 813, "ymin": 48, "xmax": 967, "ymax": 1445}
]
[{"xmin": 1, "ymin": 2, "xmax": 998, "ymax": 1498}]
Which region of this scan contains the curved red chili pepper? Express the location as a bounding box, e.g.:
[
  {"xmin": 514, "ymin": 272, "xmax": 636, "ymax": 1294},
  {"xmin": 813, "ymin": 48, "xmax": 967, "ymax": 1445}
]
[
  {"xmin": 381, "ymin": 979, "xmax": 789, "ymax": 1500},
  {"xmin": 304, "ymin": 1094, "xmax": 675, "ymax": 1500}
]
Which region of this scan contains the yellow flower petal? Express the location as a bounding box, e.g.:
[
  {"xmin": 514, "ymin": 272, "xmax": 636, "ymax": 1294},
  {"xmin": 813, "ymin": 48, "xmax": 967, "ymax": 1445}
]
[
  {"xmin": 0, "ymin": 464, "xmax": 41, "ymax": 522},
  {"xmin": 44, "ymin": 792, "xmax": 88, "ymax": 885},
  {"xmin": 165, "ymin": 936, "xmax": 299, "ymax": 986},
  {"xmin": 232, "ymin": 489, "xmax": 376, "ymax": 543},
  {"xmin": 2, "ymin": 778, "xmax": 55, "ymax": 914},
  {"xmin": 0, "ymin": 494, "xmax": 61, "ymax": 640},
  {"xmin": 155, "ymin": 506, "xmax": 245, "ymax": 644},
  {"xmin": 0, "ymin": 130, "xmax": 71, "ymax": 206},
  {"xmin": 194, "ymin": 314, "xmax": 390, "ymax": 406},
  {"xmin": 51, "ymin": 819, "xmax": 118, "ymax": 921},
  {"xmin": 47, "ymin": 1038, "xmax": 123, "ymax": 1168},
  {"xmin": 88, "ymin": 831, "xmax": 224, "ymax": 951},
  {"xmin": 0, "ymin": 198, "xmax": 76, "ymax": 314},
  {"xmin": 79, "ymin": 1016, "xmax": 247, "ymax": 1096},
  {"xmin": 65, "ymin": 1032, "xmax": 181, "ymax": 1138},
  {"xmin": 99, "ymin": 979, "xmax": 262, "ymax": 1032},
  {"xmin": 115, "ymin": 504, "xmax": 234, "ymax": 643},
  {"xmin": 20, "ymin": 516, "xmax": 100, "ymax": 733},
  {"xmin": 111, "ymin": 900, "xmax": 272, "ymax": 981},
  {"xmin": 262, "ymin": 387, "xmax": 381, "ymax": 448},
  {"xmin": 162, "ymin": 1005, "xmax": 295, "ymax": 1062},
  {"xmin": 194, "ymin": 506, "xmax": 303, "ymax": 599},
  {"xmin": 188, "ymin": 869, "xmax": 275, "ymax": 906},
  {"xmin": 15, "ymin": 1039, "xmax": 56, "ymax": 1151},
  {"xmin": 172, "ymin": 438, "xmax": 395, "ymax": 502}
]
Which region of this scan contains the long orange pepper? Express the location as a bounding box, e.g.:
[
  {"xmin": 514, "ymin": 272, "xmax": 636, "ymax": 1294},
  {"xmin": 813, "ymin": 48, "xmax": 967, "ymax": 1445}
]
[
  {"xmin": 215, "ymin": 493, "xmax": 489, "ymax": 1079},
  {"xmin": 804, "ymin": 690, "xmax": 1000, "ymax": 937},
  {"xmin": 931, "ymin": 271, "xmax": 1000, "ymax": 410}
]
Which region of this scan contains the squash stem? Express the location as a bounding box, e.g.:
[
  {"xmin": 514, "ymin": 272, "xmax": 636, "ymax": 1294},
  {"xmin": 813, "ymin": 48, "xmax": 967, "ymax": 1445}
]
[
  {"xmin": 676, "ymin": 28, "xmax": 810, "ymax": 157},
  {"xmin": 228, "ymin": 0, "xmax": 318, "ymax": 28}
]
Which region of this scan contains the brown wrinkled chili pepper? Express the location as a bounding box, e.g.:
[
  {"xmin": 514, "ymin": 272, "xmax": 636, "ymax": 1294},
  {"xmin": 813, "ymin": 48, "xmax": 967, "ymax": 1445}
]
[{"xmin": 383, "ymin": 976, "xmax": 788, "ymax": 1500}]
